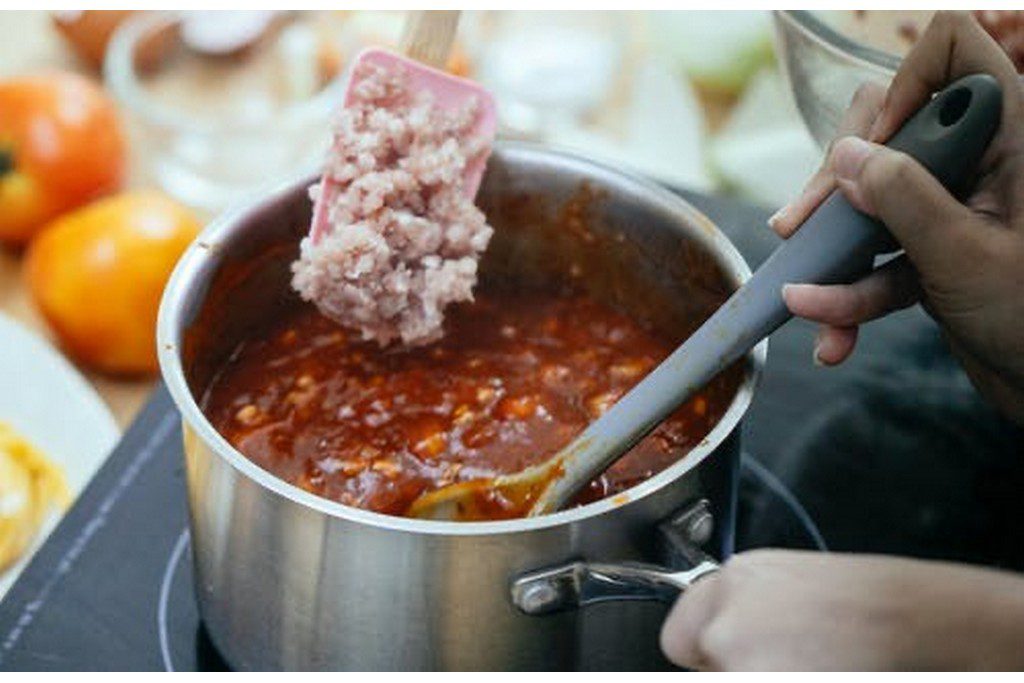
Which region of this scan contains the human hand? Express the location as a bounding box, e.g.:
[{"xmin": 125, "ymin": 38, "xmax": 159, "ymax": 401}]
[
  {"xmin": 660, "ymin": 549, "xmax": 1024, "ymax": 670},
  {"xmin": 770, "ymin": 12, "xmax": 1024, "ymax": 424}
]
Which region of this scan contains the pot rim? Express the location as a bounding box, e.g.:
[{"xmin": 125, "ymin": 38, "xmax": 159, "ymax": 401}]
[{"xmin": 157, "ymin": 141, "xmax": 767, "ymax": 537}]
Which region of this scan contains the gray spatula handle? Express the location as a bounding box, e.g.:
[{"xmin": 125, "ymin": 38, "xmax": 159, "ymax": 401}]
[
  {"xmin": 676, "ymin": 74, "xmax": 1003, "ymax": 365},
  {"xmin": 542, "ymin": 74, "xmax": 1003, "ymax": 513}
]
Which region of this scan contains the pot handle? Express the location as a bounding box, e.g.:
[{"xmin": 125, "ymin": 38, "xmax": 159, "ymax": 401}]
[
  {"xmin": 511, "ymin": 499, "xmax": 719, "ymax": 615},
  {"xmin": 511, "ymin": 558, "xmax": 719, "ymax": 616}
]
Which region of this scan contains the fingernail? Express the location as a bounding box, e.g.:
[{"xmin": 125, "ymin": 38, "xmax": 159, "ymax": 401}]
[
  {"xmin": 781, "ymin": 282, "xmax": 809, "ymax": 297},
  {"xmin": 781, "ymin": 283, "xmax": 796, "ymax": 306},
  {"xmin": 832, "ymin": 137, "xmax": 873, "ymax": 182},
  {"xmin": 767, "ymin": 206, "xmax": 787, "ymax": 230},
  {"xmin": 812, "ymin": 329, "xmax": 828, "ymax": 367},
  {"xmin": 781, "ymin": 283, "xmax": 812, "ymax": 310}
]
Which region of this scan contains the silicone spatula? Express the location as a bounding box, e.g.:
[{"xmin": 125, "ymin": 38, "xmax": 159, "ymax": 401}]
[
  {"xmin": 309, "ymin": 11, "xmax": 498, "ymax": 244},
  {"xmin": 408, "ymin": 74, "xmax": 1003, "ymax": 521}
]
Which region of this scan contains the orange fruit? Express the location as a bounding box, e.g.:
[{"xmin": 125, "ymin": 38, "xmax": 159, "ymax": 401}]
[{"xmin": 25, "ymin": 191, "xmax": 200, "ymax": 375}]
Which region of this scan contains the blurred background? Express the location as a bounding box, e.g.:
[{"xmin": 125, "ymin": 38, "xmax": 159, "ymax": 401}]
[
  {"xmin": 4, "ymin": 8, "xmax": 1024, "ymax": 415},
  {"xmin": 5, "ymin": 7, "xmax": 1024, "ymax": 420},
  {"xmin": 0, "ymin": 10, "xmax": 826, "ymax": 217}
]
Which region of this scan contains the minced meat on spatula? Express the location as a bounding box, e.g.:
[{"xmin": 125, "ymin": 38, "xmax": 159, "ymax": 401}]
[{"xmin": 291, "ymin": 62, "xmax": 493, "ymax": 346}]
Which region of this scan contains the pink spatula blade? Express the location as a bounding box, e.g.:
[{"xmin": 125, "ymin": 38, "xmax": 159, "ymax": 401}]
[{"xmin": 310, "ymin": 47, "xmax": 497, "ymax": 244}]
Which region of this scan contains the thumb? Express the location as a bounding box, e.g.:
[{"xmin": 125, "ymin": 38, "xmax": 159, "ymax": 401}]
[{"xmin": 830, "ymin": 136, "xmax": 981, "ymax": 274}]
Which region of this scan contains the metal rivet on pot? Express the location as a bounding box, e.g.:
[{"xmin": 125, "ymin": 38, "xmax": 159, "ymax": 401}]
[
  {"xmin": 517, "ymin": 581, "xmax": 559, "ymax": 614},
  {"xmin": 685, "ymin": 510, "xmax": 714, "ymax": 546},
  {"xmin": 684, "ymin": 509, "xmax": 716, "ymax": 548}
]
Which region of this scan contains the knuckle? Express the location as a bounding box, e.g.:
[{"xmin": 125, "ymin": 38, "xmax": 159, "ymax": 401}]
[
  {"xmin": 931, "ymin": 10, "xmax": 960, "ymax": 32},
  {"xmin": 861, "ymin": 150, "xmax": 913, "ymax": 196},
  {"xmin": 844, "ymin": 286, "xmax": 874, "ymax": 322},
  {"xmin": 932, "ymin": 10, "xmax": 976, "ymax": 39},
  {"xmin": 713, "ymin": 562, "xmax": 744, "ymax": 596},
  {"xmin": 721, "ymin": 551, "xmax": 756, "ymax": 576},
  {"xmin": 885, "ymin": 150, "xmax": 917, "ymax": 178},
  {"xmin": 850, "ymin": 83, "xmax": 872, "ymax": 107},
  {"xmin": 850, "ymin": 82, "xmax": 883, "ymax": 111},
  {"xmin": 963, "ymin": 225, "xmax": 1009, "ymax": 268},
  {"xmin": 734, "ymin": 547, "xmax": 783, "ymax": 565},
  {"xmin": 722, "ymin": 548, "xmax": 771, "ymax": 582},
  {"xmin": 931, "ymin": 10, "xmax": 952, "ymax": 27},
  {"xmin": 697, "ymin": 611, "xmax": 762, "ymax": 671},
  {"xmin": 696, "ymin": 620, "xmax": 732, "ymax": 669},
  {"xmin": 822, "ymin": 138, "xmax": 839, "ymax": 169},
  {"xmin": 945, "ymin": 10, "xmax": 973, "ymax": 28}
]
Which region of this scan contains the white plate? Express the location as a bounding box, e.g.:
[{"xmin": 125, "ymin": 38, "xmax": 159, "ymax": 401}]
[{"xmin": 0, "ymin": 313, "xmax": 120, "ymax": 599}]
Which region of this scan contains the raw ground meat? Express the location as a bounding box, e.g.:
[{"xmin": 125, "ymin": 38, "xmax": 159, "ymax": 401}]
[{"xmin": 291, "ymin": 61, "xmax": 493, "ymax": 346}]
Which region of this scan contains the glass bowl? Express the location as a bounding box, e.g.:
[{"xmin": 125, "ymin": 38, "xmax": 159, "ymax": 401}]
[
  {"xmin": 105, "ymin": 11, "xmax": 347, "ymax": 212},
  {"xmin": 772, "ymin": 10, "xmax": 900, "ymax": 148}
]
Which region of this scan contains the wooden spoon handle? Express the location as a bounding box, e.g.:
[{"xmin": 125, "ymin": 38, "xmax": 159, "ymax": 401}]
[{"xmin": 400, "ymin": 10, "xmax": 460, "ymax": 69}]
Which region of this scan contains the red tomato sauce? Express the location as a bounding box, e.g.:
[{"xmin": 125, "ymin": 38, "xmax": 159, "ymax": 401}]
[{"xmin": 202, "ymin": 288, "xmax": 740, "ymax": 518}]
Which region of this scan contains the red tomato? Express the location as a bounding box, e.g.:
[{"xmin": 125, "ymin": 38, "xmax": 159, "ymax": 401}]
[{"xmin": 0, "ymin": 71, "xmax": 126, "ymax": 245}]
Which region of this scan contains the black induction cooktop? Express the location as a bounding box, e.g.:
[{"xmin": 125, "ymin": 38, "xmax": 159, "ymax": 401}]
[{"xmin": 1, "ymin": 190, "xmax": 1020, "ymax": 671}]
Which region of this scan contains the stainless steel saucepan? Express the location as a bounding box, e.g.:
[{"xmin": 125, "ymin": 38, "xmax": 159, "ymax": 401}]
[{"xmin": 157, "ymin": 142, "xmax": 766, "ymax": 670}]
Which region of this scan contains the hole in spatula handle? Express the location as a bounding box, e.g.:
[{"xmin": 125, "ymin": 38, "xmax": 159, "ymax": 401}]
[{"xmin": 939, "ymin": 87, "xmax": 973, "ymax": 126}]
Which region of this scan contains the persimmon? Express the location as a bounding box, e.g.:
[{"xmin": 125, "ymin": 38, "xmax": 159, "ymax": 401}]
[{"xmin": 25, "ymin": 192, "xmax": 200, "ymax": 375}]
